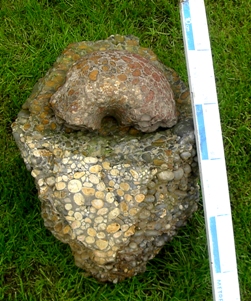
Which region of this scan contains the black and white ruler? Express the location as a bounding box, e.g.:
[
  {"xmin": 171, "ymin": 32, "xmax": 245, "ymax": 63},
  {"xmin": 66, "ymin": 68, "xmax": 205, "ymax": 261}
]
[{"xmin": 179, "ymin": 1, "xmax": 241, "ymax": 300}]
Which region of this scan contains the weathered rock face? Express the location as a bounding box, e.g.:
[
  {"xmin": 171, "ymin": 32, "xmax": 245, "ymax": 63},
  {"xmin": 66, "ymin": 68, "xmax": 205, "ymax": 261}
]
[
  {"xmin": 50, "ymin": 50, "xmax": 177, "ymax": 132},
  {"xmin": 12, "ymin": 35, "xmax": 199, "ymax": 283}
]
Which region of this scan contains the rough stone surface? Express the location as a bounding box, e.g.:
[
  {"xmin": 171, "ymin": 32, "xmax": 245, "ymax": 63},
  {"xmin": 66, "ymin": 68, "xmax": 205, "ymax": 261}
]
[
  {"xmin": 50, "ymin": 50, "xmax": 177, "ymax": 133},
  {"xmin": 12, "ymin": 35, "xmax": 199, "ymax": 283}
]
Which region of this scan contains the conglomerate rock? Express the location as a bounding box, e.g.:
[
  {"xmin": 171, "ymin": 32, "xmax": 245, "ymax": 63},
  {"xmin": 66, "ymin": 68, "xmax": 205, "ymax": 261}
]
[
  {"xmin": 12, "ymin": 35, "xmax": 199, "ymax": 283},
  {"xmin": 50, "ymin": 49, "xmax": 177, "ymax": 132}
]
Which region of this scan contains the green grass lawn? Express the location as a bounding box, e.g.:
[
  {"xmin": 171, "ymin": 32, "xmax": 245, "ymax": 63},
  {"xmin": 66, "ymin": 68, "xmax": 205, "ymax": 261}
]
[{"xmin": 1, "ymin": 0, "xmax": 251, "ymax": 300}]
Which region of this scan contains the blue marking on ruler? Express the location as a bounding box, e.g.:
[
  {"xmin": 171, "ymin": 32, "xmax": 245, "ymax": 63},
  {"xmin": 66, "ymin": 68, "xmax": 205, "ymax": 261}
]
[
  {"xmin": 182, "ymin": 1, "xmax": 195, "ymax": 50},
  {"xmin": 195, "ymin": 104, "xmax": 209, "ymax": 160},
  {"xmin": 210, "ymin": 217, "xmax": 221, "ymax": 273}
]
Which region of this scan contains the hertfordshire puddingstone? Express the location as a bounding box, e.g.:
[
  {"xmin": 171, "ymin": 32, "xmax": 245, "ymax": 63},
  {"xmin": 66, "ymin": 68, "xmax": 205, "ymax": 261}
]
[{"xmin": 12, "ymin": 35, "xmax": 199, "ymax": 283}]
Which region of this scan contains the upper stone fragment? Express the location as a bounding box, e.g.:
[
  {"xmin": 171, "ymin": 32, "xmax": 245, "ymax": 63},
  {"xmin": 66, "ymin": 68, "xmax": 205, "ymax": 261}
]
[{"xmin": 50, "ymin": 50, "xmax": 178, "ymax": 133}]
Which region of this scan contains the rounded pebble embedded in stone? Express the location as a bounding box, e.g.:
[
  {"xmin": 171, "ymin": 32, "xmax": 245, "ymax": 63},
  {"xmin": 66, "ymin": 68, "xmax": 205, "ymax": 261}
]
[
  {"xmin": 106, "ymin": 223, "xmax": 120, "ymax": 233},
  {"xmin": 63, "ymin": 225, "xmax": 71, "ymax": 234},
  {"xmin": 113, "ymin": 231, "xmax": 122, "ymax": 239},
  {"xmin": 108, "ymin": 208, "xmax": 120, "ymax": 220},
  {"xmin": 97, "ymin": 232, "xmax": 106, "ymax": 239},
  {"xmin": 174, "ymin": 190, "xmax": 187, "ymax": 197},
  {"xmin": 95, "ymin": 191, "xmax": 105, "ymax": 199},
  {"xmin": 95, "ymin": 216, "xmax": 104, "ymax": 224},
  {"xmin": 90, "ymin": 207, "xmax": 97, "ymax": 214},
  {"xmin": 139, "ymin": 209, "xmax": 151, "ymax": 219},
  {"xmin": 85, "ymin": 236, "xmax": 95, "ymax": 244},
  {"xmin": 83, "ymin": 182, "xmax": 93, "ymax": 188},
  {"xmin": 74, "ymin": 171, "xmax": 85, "ymax": 179},
  {"xmin": 129, "ymin": 208, "xmax": 139, "ymax": 216},
  {"xmin": 96, "ymin": 182, "xmax": 106, "ymax": 191},
  {"xmin": 106, "ymin": 192, "xmax": 115, "ymax": 203},
  {"xmin": 124, "ymin": 194, "xmax": 133, "ymax": 202},
  {"xmin": 84, "ymin": 157, "xmax": 98, "ymax": 164},
  {"xmin": 56, "ymin": 182, "xmax": 66, "ymax": 190},
  {"xmin": 77, "ymin": 235, "xmax": 86, "ymax": 242},
  {"xmin": 129, "ymin": 242, "xmax": 137, "ymax": 249},
  {"xmin": 74, "ymin": 212, "xmax": 82, "ymax": 220},
  {"xmin": 97, "ymin": 222, "xmax": 106, "ymax": 231},
  {"xmin": 157, "ymin": 170, "xmax": 174, "ymax": 181},
  {"xmin": 120, "ymin": 202, "xmax": 128, "ymax": 213},
  {"xmin": 135, "ymin": 194, "xmax": 145, "ymax": 203},
  {"xmin": 89, "ymin": 165, "xmax": 102, "ymax": 173},
  {"xmin": 180, "ymin": 152, "xmax": 191, "ymax": 160},
  {"xmin": 173, "ymin": 168, "xmax": 184, "ymax": 180},
  {"xmin": 183, "ymin": 164, "xmax": 192, "ymax": 174},
  {"xmin": 97, "ymin": 208, "xmax": 109, "ymax": 215},
  {"xmin": 145, "ymin": 230, "xmax": 159, "ymax": 236},
  {"xmin": 145, "ymin": 195, "xmax": 155, "ymax": 203},
  {"xmin": 130, "ymin": 169, "xmax": 139, "ymax": 179},
  {"xmin": 124, "ymin": 225, "xmax": 135, "ymax": 237},
  {"xmin": 89, "ymin": 174, "xmax": 99, "ymax": 184},
  {"xmin": 102, "ymin": 162, "xmax": 111, "ymax": 169},
  {"xmin": 73, "ymin": 193, "xmax": 85, "ymax": 205},
  {"xmin": 110, "ymin": 169, "xmax": 120, "ymax": 176},
  {"xmin": 71, "ymin": 220, "xmax": 81, "ymax": 229},
  {"xmin": 68, "ymin": 179, "xmax": 82, "ymax": 193},
  {"xmin": 96, "ymin": 239, "xmax": 108, "ymax": 250},
  {"xmin": 121, "ymin": 224, "xmax": 129, "ymax": 232},
  {"xmin": 117, "ymin": 189, "xmax": 124, "ymax": 197},
  {"xmin": 65, "ymin": 203, "xmax": 72, "ymax": 210},
  {"xmin": 120, "ymin": 182, "xmax": 130, "ymax": 191},
  {"xmin": 109, "ymin": 180, "xmax": 115, "ymax": 187},
  {"xmin": 46, "ymin": 176, "xmax": 55, "ymax": 186},
  {"xmin": 91, "ymin": 199, "xmax": 104, "ymax": 209},
  {"xmin": 87, "ymin": 228, "xmax": 97, "ymax": 236},
  {"xmin": 82, "ymin": 187, "xmax": 95, "ymax": 196}
]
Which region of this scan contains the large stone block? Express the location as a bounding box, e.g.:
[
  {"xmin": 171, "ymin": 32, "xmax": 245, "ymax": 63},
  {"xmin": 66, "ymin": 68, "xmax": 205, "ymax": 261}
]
[{"xmin": 12, "ymin": 35, "xmax": 199, "ymax": 283}]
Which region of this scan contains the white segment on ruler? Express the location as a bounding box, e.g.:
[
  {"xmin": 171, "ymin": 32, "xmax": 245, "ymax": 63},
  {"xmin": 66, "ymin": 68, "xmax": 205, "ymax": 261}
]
[{"xmin": 179, "ymin": 1, "xmax": 241, "ymax": 300}]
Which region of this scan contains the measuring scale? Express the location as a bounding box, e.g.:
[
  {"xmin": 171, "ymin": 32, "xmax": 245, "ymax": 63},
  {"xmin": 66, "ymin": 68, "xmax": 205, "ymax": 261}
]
[{"xmin": 180, "ymin": 0, "xmax": 241, "ymax": 300}]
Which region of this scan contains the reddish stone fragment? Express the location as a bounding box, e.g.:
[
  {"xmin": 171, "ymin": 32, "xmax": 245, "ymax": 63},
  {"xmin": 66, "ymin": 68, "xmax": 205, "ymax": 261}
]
[{"xmin": 50, "ymin": 50, "xmax": 178, "ymax": 132}]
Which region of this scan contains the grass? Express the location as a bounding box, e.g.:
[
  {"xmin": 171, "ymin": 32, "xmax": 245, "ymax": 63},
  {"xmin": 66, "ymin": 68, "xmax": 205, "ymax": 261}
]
[{"xmin": 0, "ymin": 0, "xmax": 251, "ymax": 300}]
